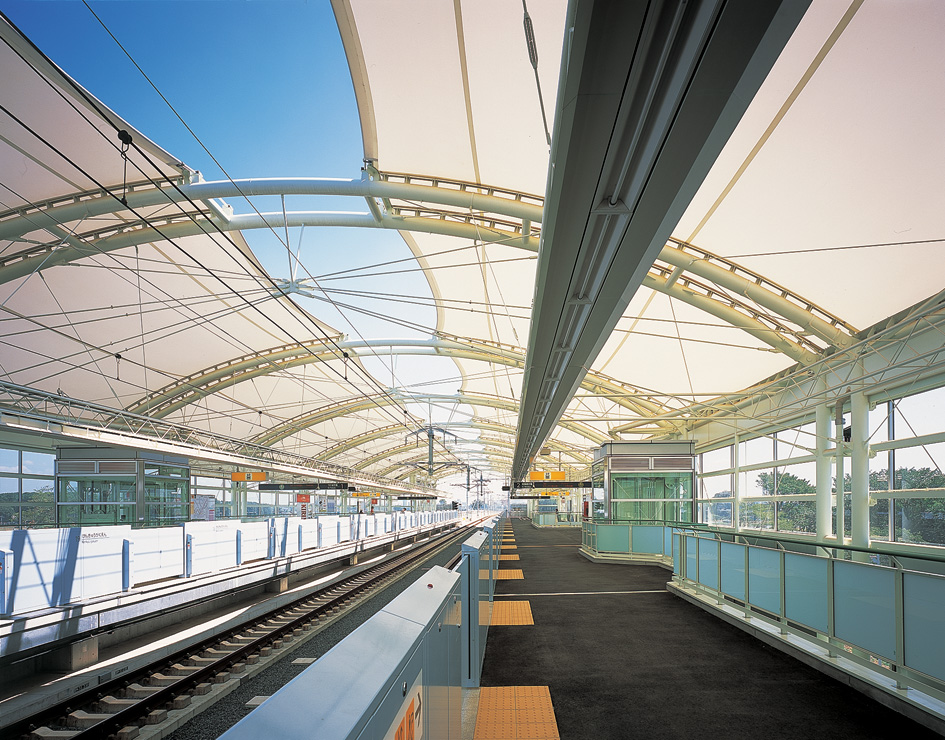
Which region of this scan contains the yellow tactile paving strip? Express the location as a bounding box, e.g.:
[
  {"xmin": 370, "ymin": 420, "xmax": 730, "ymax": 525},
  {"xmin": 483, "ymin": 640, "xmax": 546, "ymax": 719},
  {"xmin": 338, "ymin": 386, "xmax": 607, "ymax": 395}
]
[
  {"xmin": 474, "ymin": 686, "xmax": 559, "ymax": 739},
  {"xmin": 495, "ymin": 569, "xmax": 524, "ymax": 580},
  {"xmin": 499, "ymin": 554, "xmax": 520, "ymax": 561},
  {"xmin": 490, "ymin": 600, "xmax": 534, "ymax": 625}
]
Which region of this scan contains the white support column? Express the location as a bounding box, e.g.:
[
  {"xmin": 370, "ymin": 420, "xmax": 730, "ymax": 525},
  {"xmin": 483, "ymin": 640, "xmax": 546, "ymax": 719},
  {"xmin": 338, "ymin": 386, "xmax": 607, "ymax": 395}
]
[
  {"xmin": 835, "ymin": 404, "xmax": 845, "ymax": 542},
  {"xmin": 733, "ymin": 435, "xmax": 741, "ymax": 532},
  {"xmin": 815, "ymin": 402, "xmax": 833, "ymax": 540},
  {"xmin": 851, "ymin": 391, "xmax": 870, "ymax": 548}
]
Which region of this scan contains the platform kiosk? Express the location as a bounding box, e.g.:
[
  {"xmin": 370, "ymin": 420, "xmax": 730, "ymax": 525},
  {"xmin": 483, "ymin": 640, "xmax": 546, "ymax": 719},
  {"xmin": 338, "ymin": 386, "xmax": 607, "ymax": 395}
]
[{"xmin": 589, "ymin": 441, "xmax": 696, "ymax": 524}]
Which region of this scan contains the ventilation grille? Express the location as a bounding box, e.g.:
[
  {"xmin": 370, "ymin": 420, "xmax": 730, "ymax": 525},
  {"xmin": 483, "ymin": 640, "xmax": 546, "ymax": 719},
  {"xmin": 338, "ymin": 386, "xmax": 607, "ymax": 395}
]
[
  {"xmin": 57, "ymin": 460, "xmax": 95, "ymax": 474},
  {"xmin": 99, "ymin": 461, "xmax": 137, "ymax": 474},
  {"xmin": 652, "ymin": 457, "xmax": 693, "ymax": 470},
  {"xmin": 610, "ymin": 457, "xmax": 651, "ymax": 472}
]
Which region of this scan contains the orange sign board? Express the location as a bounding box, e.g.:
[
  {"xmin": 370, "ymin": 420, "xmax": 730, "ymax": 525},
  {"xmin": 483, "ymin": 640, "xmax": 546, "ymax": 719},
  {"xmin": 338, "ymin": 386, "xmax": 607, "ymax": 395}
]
[
  {"xmin": 230, "ymin": 471, "xmax": 267, "ymax": 482},
  {"xmin": 296, "ymin": 494, "xmax": 311, "ymax": 503},
  {"xmin": 529, "ymin": 470, "xmax": 565, "ymax": 481}
]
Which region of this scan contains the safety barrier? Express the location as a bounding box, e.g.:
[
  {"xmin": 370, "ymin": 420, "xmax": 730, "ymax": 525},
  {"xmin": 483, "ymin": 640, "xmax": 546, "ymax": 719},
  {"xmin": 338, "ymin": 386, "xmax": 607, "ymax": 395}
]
[
  {"xmin": 671, "ymin": 529, "xmax": 945, "ymax": 712},
  {"xmin": 0, "ymin": 511, "xmax": 460, "ymax": 616},
  {"xmin": 218, "ymin": 564, "xmax": 462, "ymax": 740},
  {"xmin": 580, "ymin": 519, "xmax": 674, "ymax": 565},
  {"xmin": 533, "ymin": 512, "xmax": 581, "ymax": 527},
  {"xmin": 218, "ymin": 515, "xmax": 505, "ymax": 740},
  {"xmin": 457, "ymin": 516, "xmax": 501, "ymax": 686}
]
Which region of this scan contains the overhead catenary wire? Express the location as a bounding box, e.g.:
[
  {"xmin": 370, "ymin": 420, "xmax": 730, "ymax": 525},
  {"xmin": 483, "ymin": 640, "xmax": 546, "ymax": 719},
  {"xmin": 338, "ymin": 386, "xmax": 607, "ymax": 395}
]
[
  {"xmin": 77, "ymin": 1, "xmax": 462, "ymax": 445},
  {"xmin": 0, "ymin": 11, "xmax": 470, "ymax": 479}
]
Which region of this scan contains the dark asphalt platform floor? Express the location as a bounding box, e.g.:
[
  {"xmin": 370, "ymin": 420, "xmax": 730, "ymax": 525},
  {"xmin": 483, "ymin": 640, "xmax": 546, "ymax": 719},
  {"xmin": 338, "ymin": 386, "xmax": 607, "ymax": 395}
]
[{"xmin": 480, "ymin": 519, "xmax": 941, "ymax": 740}]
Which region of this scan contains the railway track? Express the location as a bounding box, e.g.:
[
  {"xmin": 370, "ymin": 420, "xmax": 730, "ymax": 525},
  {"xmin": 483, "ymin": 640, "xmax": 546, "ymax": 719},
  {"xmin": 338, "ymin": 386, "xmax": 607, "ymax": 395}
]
[{"xmin": 3, "ymin": 523, "xmax": 473, "ymax": 740}]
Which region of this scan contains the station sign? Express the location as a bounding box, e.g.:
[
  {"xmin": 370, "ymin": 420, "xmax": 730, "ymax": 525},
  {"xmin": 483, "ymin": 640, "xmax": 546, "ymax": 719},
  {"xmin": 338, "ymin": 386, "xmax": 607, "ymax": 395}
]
[
  {"xmin": 529, "ymin": 470, "xmax": 566, "ymax": 481},
  {"xmin": 503, "ymin": 481, "xmax": 592, "ymax": 491},
  {"xmin": 231, "ymin": 471, "xmax": 267, "ymax": 482},
  {"xmin": 258, "ymin": 482, "xmax": 350, "ymax": 491}
]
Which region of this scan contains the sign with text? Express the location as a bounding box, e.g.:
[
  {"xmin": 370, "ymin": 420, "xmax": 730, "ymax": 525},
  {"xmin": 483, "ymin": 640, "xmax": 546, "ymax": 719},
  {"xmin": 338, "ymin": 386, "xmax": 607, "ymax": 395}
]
[
  {"xmin": 296, "ymin": 494, "xmax": 311, "ymax": 503},
  {"xmin": 384, "ymin": 671, "xmax": 423, "ymax": 740},
  {"xmin": 503, "ymin": 480, "xmax": 592, "ymax": 491},
  {"xmin": 529, "ymin": 470, "xmax": 566, "ymax": 481},
  {"xmin": 231, "ymin": 471, "xmax": 266, "ymax": 482},
  {"xmin": 258, "ymin": 482, "xmax": 349, "ymax": 491}
]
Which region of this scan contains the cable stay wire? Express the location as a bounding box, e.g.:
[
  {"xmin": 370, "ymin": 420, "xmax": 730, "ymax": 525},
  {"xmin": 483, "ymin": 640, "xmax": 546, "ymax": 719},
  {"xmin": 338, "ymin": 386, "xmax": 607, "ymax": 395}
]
[{"xmin": 0, "ymin": 12, "xmax": 470, "ymax": 475}]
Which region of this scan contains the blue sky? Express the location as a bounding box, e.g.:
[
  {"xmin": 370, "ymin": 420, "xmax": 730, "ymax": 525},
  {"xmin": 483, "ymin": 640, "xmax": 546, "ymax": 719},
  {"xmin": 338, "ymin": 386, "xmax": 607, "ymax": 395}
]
[{"xmin": 2, "ymin": 1, "xmax": 362, "ymax": 178}]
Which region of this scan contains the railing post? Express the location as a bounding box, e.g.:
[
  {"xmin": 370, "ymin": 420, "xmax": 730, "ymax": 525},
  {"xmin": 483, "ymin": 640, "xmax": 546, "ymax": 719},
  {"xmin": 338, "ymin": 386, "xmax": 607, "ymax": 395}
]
[
  {"xmin": 894, "ymin": 558, "xmax": 906, "ymax": 689},
  {"xmin": 826, "ymin": 552, "xmax": 836, "ymax": 657},
  {"xmin": 122, "ymin": 539, "xmax": 133, "ymax": 592},
  {"xmin": 0, "ymin": 548, "xmax": 13, "ymax": 615},
  {"xmin": 185, "ymin": 533, "xmax": 193, "ymax": 577}
]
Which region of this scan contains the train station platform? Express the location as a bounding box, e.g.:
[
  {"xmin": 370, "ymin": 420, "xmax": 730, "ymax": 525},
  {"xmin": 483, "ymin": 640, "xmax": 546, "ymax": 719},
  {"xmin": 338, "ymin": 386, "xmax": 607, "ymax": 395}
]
[{"xmin": 476, "ymin": 519, "xmax": 943, "ymax": 740}]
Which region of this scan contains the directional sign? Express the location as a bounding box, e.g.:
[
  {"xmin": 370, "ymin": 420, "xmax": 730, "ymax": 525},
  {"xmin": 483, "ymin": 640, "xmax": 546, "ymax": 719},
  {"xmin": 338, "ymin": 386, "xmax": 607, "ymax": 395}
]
[
  {"xmin": 529, "ymin": 470, "xmax": 566, "ymax": 481},
  {"xmin": 258, "ymin": 482, "xmax": 350, "ymax": 491},
  {"xmin": 231, "ymin": 471, "xmax": 266, "ymax": 482},
  {"xmin": 503, "ymin": 481, "xmax": 592, "ymax": 491}
]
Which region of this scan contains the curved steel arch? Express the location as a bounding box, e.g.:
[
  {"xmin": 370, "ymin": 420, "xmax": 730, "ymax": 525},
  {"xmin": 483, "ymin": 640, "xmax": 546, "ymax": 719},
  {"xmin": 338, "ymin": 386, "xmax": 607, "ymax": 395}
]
[
  {"xmin": 253, "ymin": 390, "xmax": 608, "ymax": 449},
  {"xmin": 0, "ymin": 173, "xmax": 857, "ymax": 360},
  {"xmin": 128, "ymin": 336, "xmax": 669, "ymax": 426},
  {"xmin": 317, "ymin": 417, "xmax": 591, "ymax": 464}
]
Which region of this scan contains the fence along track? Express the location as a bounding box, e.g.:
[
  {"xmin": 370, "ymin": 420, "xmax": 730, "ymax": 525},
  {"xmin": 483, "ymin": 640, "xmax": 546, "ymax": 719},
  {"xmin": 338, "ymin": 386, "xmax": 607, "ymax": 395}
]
[{"xmin": 5, "ymin": 523, "xmax": 471, "ymax": 740}]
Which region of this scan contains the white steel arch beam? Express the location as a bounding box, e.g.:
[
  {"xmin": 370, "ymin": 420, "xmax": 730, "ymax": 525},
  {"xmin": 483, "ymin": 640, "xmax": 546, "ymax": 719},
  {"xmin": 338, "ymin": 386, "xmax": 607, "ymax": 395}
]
[
  {"xmin": 129, "ymin": 336, "xmax": 668, "ymax": 424},
  {"xmin": 252, "ymin": 390, "xmax": 609, "ymax": 449},
  {"xmin": 660, "ymin": 240, "xmax": 858, "ymax": 348},
  {"xmin": 2, "ymin": 179, "xmax": 857, "ymax": 364},
  {"xmin": 317, "ymin": 418, "xmax": 591, "ymax": 465},
  {"xmin": 0, "ymin": 174, "xmax": 543, "ymax": 244}
]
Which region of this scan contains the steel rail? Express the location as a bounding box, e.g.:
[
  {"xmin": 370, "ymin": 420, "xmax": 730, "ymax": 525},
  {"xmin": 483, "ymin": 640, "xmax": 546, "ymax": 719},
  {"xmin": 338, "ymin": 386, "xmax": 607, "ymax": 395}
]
[{"xmin": 3, "ymin": 521, "xmax": 473, "ymax": 740}]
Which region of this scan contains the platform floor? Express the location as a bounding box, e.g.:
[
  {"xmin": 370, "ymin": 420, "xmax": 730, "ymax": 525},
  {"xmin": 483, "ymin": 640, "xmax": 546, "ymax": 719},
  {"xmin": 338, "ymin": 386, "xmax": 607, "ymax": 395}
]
[{"xmin": 480, "ymin": 519, "xmax": 942, "ymax": 740}]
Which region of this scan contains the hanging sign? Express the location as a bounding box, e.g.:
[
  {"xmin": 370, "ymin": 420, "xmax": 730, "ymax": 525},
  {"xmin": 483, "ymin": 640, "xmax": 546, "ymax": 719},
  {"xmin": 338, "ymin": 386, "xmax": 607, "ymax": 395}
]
[{"xmin": 231, "ymin": 471, "xmax": 267, "ymax": 482}]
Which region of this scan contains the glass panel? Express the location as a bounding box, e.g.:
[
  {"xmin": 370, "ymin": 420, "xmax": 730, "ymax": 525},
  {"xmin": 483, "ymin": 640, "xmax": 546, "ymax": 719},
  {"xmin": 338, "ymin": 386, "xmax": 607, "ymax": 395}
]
[
  {"xmin": 21, "ymin": 480, "xmax": 54, "ymax": 503},
  {"xmin": 19, "ymin": 504, "xmax": 55, "ymax": 527},
  {"xmin": 834, "ymin": 561, "xmax": 896, "ymax": 660},
  {"xmin": 738, "ymin": 468, "xmax": 768, "ymax": 498},
  {"xmin": 783, "ymin": 553, "xmax": 828, "ymax": 632},
  {"xmin": 740, "ymin": 500, "xmax": 775, "ymax": 531},
  {"xmin": 740, "ymin": 435, "xmax": 774, "ymax": 466},
  {"xmin": 631, "ymin": 525, "xmax": 663, "ymax": 554},
  {"xmin": 720, "ymin": 542, "xmax": 746, "ymax": 600},
  {"xmin": 870, "ymin": 498, "xmax": 890, "ymax": 542},
  {"xmin": 868, "ymin": 401, "xmax": 891, "ymax": 445},
  {"xmin": 701, "ymin": 446, "xmax": 731, "ymax": 473},
  {"xmin": 748, "ymin": 546, "xmax": 781, "ymax": 615},
  {"xmin": 699, "ymin": 500, "xmax": 733, "ymax": 527},
  {"xmin": 0, "ymin": 449, "xmax": 18, "ymax": 473},
  {"xmin": 0, "ymin": 505, "xmax": 19, "ymax": 526},
  {"xmin": 0, "ymin": 477, "xmax": 18, "ymax": 500},
  {"xmin": 776, "ymin": 500, "xmax": 816, "ymax": 534},
  {"xmin": 775, "ymin": 462, "xmax": 815, "ymax": 495},
  {"xmin": 895, "ymin": 497, "xmax": 945, "ymax": 546},
  {"xmin": 891, "ymin": 444, "xmax": 945, "ymax": 489},
  {"xmin": 896, "ymin": 386, "xmax": 945, "ymax": 438},
  {"xmin": 686, "ymin": 536, "xmax": 698, "ymax": 580},
  {"xmin": 700, "ymin": 472, "xmax": 732, "ymax": 498},
  {"xmin": 57, "ymin": 503, "xmax": 134, "ymax": 526},
  {"xmin": 698, "ymin": 538, "xmax": 719, "ymax": 590},
  {"xmin": 776, "ymin": 423, "xmax": 816, "ymax": 459},
  {"xmin": 597, "ymin": 524, "xmax": 630, "ymax": 553},
  {"xmin": 903, "ymin": 572, "xmax": 945, "ymax": 682},
  {"xmin": 21, "ymin": 451, "xmax": 54, "ymax": 476},
  {"xmin": 613, "ymin": 500, "xmax": 662, "ymax": 521}
]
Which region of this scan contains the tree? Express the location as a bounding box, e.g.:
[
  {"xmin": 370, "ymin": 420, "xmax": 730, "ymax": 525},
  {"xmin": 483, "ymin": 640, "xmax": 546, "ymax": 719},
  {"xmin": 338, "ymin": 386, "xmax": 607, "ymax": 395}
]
[{"xmin": 751, "ymin": 470, "xmax": 815, "ymax": 533}]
